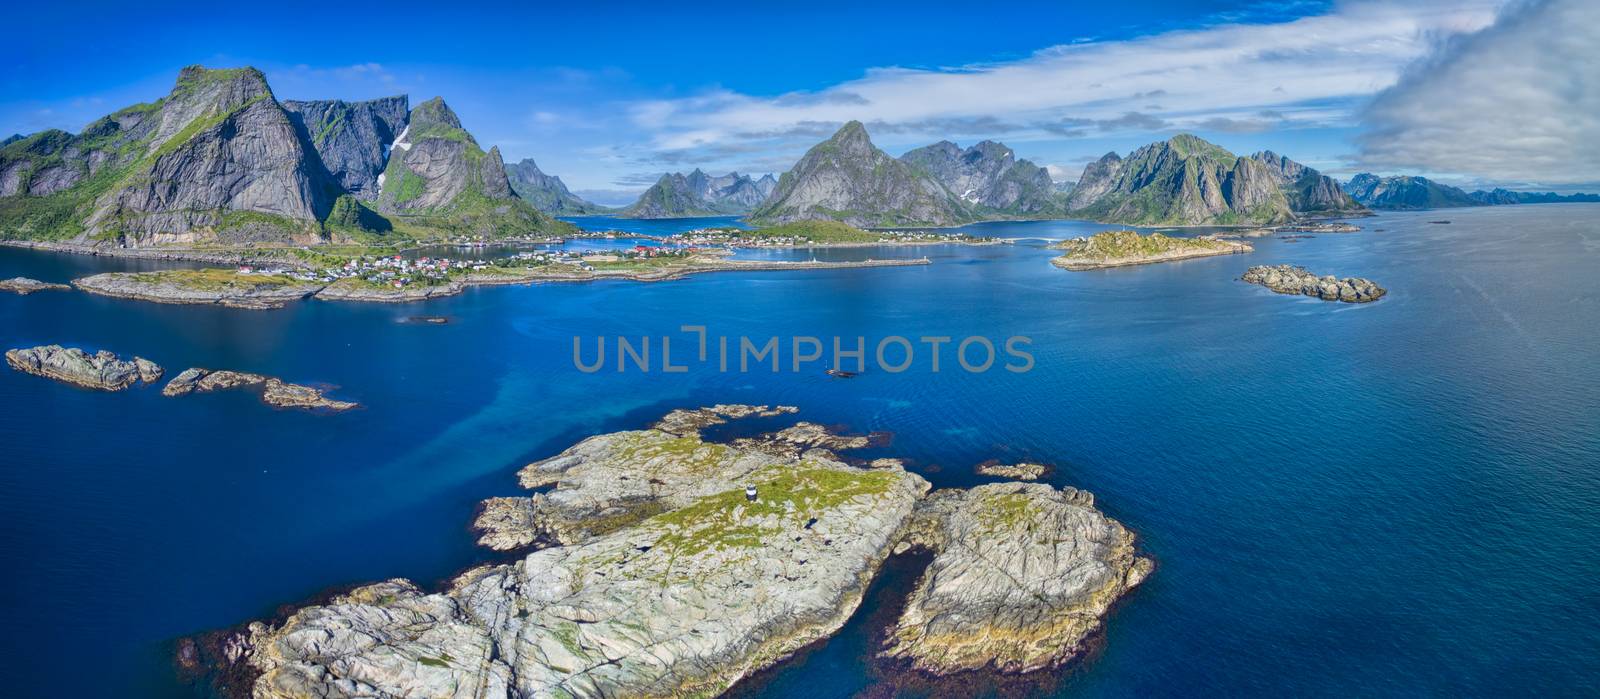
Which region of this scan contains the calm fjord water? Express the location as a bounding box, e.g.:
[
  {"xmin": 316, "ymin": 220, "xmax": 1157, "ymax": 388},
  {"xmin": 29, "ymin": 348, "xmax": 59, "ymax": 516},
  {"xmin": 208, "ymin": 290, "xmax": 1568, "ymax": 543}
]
[{"xmin": 2, "ymin": 206, "xmax": 1598, "ymax": 696}]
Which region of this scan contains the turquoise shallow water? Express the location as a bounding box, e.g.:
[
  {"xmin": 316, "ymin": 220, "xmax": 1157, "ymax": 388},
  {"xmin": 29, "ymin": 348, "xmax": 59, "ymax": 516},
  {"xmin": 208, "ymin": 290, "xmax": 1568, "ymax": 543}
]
[{"xmin": 1, "ymin": 206, "xmax": 1598, "ymax": 696}]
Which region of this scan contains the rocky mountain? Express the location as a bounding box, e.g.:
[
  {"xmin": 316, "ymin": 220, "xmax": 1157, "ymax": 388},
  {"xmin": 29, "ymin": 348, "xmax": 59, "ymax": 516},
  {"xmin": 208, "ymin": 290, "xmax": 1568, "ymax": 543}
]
[
  {"xmin": 370, "ymin": 97, "xmax": 558, "ymax": 237},
  {"xmin": 281, "ymin": 96, "xmax": 408, "ymax": 199},
  {"xmin": 1468, "ymin": 188, "xmax": 1600, "ymax": 205},
  {"xmin": 900, "ymin": 140, "xmax": 1060, "ymax": 217},
  {"xmin": 503, "ymin": 158, "xmax": 608, "ymax": 215},
  {"xmin": 1344, "ymin": 173, "xmax": 1481, "ymax": 210},
  {"xmin": 750, "ymin": 122, "xmax": 972, "ymax": 227},
  {"xmin": 1249, "ymin": 151, "xmax": 1367, "ymax": 216},
  {"xmin": 0, "ymin": 66, "xmax": 570, "ymax": 246},
  {"xmin": 619, "ymin": 168, "xmax": 774, "ymax": 218},
  {"xmin": 1065, "ymin": 134, "xmax": 1295, "ymax": 226}
]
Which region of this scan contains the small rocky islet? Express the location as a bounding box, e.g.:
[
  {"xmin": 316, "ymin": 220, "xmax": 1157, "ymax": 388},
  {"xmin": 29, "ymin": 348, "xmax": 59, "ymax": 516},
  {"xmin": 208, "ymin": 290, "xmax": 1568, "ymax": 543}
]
[
  {"xmin": 0, "ymin": 277, "xmax": 71, "ymax": 294},
  {"xmin": 1241, "ymin": 264, "xmax": 1386, "ymax": 303},
  {"xmin": 975, "ymin": 460, "xmax": 1050, "ymax": 480},
  {"xmin": 203, "ymin": 405, "xmax": 1149, "ymax": 697},
  {"xmin": 4, "ymin": 344, "xmax": 161, "ymax": 391},
  {"xmin": 163, "ymin": 367, "xmax": 357, "ymax": 411},
  {"xmin": 1051, "ymin": 230, "xmax": 1251, "ymax": 270}
]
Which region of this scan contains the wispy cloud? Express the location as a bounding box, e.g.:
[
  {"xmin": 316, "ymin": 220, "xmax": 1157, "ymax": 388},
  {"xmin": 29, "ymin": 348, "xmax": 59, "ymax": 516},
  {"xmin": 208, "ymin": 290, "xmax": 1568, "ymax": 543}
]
[
  {"xmin": 1357, "ymin": 0, "xmax": 1600, "ymax": 184},
  {"xmin": 625, "ymin": 0, "xmax": 1503, "ymax": 158}
]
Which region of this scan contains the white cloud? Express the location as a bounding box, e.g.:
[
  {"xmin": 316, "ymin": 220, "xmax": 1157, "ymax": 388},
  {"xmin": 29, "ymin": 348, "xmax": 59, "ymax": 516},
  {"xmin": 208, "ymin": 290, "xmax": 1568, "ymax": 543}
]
[
  {"xmin": 626, "ymin": 0, "xmax": 1503, "ymax": 152},
  {"xmin": 1357, "ymin": 0, "xmax": 1600, "ymax": 184}
]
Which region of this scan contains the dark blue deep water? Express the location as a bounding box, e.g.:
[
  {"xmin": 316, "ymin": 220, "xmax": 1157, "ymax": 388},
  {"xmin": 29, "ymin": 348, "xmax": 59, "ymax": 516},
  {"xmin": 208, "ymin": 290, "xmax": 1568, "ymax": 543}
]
[{"xmin": 2, "ymin": 206, "xmax": 1598, "ymax": 696}]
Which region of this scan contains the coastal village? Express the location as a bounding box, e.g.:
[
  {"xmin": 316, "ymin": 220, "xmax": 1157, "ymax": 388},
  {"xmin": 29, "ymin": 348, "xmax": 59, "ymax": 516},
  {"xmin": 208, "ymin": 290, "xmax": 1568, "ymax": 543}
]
[
  {"xmin": 660, "ymin": 227, "xmax": 981, "ymax": 247},
  {"xmin": 224, "ymin": 224, "xmax": 972, "ymax": 291},
  {"xmin": 236, "ymin": 241, "xmax": 698, "ymax": 290}
]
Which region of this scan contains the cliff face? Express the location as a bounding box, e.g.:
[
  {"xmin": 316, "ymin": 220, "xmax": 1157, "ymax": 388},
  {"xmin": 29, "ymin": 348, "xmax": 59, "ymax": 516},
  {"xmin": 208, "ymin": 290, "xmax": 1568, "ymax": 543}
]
[
  {"xmin": 1345, "ymin": 173, "xmax": 1482, "ymax": 209},
  {"xmin": 371, "ymin": 97, "xmax": 565, "ymax": 236},
  {"xmin": 281, "ymin": 96, "xmax": 409, "ymax": 200},
  {"xmin": 503, "ymin": 158, "xmax": 606, "ymax": 214},
  {"xmin": 1066, "ymin": 135, "xmax": 1294, "ymax": 226},
  {"xmin": 750, "ymin": 122, "xmax": 972, "ymax": 227},
  {"xmin": 0, "ymin": 67, "xmax": 333, "ymax": 245},
  {"xmin": 0, "ymin": 66, "xmax": 571, "ymax": 246},
  {"xmin": 1249, "ymin": 150, "xmax": 1366, "ymax": 216},
  {"xmin": 900, "ymin": 140, "xmax": 1058, "ymax": 216}
]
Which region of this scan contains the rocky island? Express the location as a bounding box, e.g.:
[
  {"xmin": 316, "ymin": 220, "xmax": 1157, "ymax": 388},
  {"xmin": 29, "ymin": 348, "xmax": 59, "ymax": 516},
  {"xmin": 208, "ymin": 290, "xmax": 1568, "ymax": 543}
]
[
  {"xmin": 163, "ymin": 367, "xmax": 357, "ymax": 411},
  {"xmin": 0, "ymin": 277, "xmax": 71, "ymax": 294},
  {"xmin": 74, "ymin": 270, "xmax": 323, "ymax": 309},
  {"xmin": 203, "ymin": 406, "xmax": 1147, "ymax": 697},
  {"xmin": 1241, "ymin": 265, "xmax": 1386, "ymax": 303},
  {"xmin": 6, "ymin": 344, "xmax": 161, "ymax": 391},
  {"xmin": 1051, "ymin": 230, "xmax": 1250, "ymax": 270},
  {"xmin": 884, "ymin": 483, "xmax": 1152, "ymax": 674}
]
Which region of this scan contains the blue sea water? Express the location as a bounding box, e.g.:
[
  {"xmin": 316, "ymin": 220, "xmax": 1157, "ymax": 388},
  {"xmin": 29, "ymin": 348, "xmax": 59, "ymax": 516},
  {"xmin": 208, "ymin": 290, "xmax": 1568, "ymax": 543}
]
[{"xmin": 1, "ymin": 206, "xmax": 1598, "ymax": 696}]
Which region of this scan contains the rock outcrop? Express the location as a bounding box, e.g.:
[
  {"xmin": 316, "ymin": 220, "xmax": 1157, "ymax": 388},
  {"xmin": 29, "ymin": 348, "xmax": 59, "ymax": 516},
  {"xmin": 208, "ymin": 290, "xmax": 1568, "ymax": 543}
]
[
  {"xmin": 231, "ymin": 414, "xmax": 930, "ymax": 698},
  {"xmin": 503, "ymin": 158, "xmax": 608, "ymax": 215},
  {"xmin": 161, "ymin": 367, "xmax": 356, "ymax": 410},
  {"xmin": 900, "ymin": 140, "xmax": 1060, "ymax": 216},
  {"xmin": 6, "ymin": 344, "xmax": 161, "ymax": 391},
  {"xmin": 749, "ymin": 122, "xmax": 973, "ymax": 227},
  {"xmin": 883, "ymin": 483, "xmax": 1151, "ymax": 674},
  {"xmin": 975, "ymin": 461, "xmax": 1048, "ymax": 480},
  {"xmin": 0, "ymin": 277, "xmax": 71, "ymax": 294},
  {"xmin": 651, "ymin": 403, "xmax": 798, "ymax": 437},
  {"xmin": 1051, "ymin": 230, "xmax": 1250, "ymax": 270},
  {"xmin": 261, "ymin": 378, "xmax": 359, "ymax": 411},
  {"xmin": 281, "ymin": 96, "xmax": 409, "ymax": 199},
  {"xmin": 1241, "ymin": 264, "xmax": 1386, "ymax": 303},
  {"xmin": 1066, "ymin": 134, "xmax": 1294, "ymax": 226},
  {"xmin": 1344, "ymin": 173, "xmax": 1482, "ymax": 210}
]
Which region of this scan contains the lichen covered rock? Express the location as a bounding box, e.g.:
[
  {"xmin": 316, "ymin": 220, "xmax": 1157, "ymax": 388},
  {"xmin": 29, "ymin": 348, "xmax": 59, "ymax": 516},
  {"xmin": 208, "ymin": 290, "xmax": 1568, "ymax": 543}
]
[
  {"xmin": 883, "ymin": 483, "xmax": 1151, "ymax": 674},
  {"xmin": 5, "ymin": 344, "xmax": 161, "ymax": 391},
  {"xmin": 238, "ymin": 449, "xmax": 929, "ymax": 697}
]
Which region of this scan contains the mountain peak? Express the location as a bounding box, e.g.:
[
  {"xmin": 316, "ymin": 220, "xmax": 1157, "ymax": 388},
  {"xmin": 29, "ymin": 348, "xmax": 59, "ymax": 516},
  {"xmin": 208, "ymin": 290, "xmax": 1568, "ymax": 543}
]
[
  {"xmin": 410, "ymin": 97, "xmax": 462, "ymax": 129},
  {"xmin": 169, "ymin": 65, "xmax": 274, "ymax": 107},
  {"xmin": 1165, "ymin": 133, "xmax": 1231, "ymax": 160},
  {"xmin": 831, "ymin": 120, "xmax": 870, "ymax": 143}
]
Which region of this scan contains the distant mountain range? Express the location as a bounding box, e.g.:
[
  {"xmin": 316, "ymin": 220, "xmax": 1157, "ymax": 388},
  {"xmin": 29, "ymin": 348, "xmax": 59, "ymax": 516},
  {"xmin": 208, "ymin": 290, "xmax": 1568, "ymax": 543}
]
[
  {"xmin": 8, "ymin": 69, "xmax": 1589, "ymax": 245},
  {"xmin": 504, "ymin": 159, "xmax": 608, "ymax": 215},
  {"xmin": 0, "ymin": 65, "xmax": 573, "ymax": 246},
  {"xmin": 749, "ymin": 126, "xmax": 1367, "ymax": 228},
  {"xmin": 618, "ymin": 169, "xmax": 776, "ymax": 218},
  {"xmin": 1346, "ymin": 173, "xmax": 1599, "ymax": 209}
]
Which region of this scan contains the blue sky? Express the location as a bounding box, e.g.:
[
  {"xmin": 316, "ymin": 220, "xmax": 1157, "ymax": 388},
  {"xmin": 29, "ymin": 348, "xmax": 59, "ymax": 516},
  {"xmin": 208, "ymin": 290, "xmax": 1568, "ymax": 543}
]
[{"xmin": 4, "ymin": 0, "xmax": 1593, "ymax": 201}]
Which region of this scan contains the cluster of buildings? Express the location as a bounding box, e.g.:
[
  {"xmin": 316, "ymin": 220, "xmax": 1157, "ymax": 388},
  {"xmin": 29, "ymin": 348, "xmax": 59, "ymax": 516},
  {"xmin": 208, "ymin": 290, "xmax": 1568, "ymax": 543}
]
[{"xmin": 239, "ymin": 255, "xmax": 493, "ymax": 289}]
